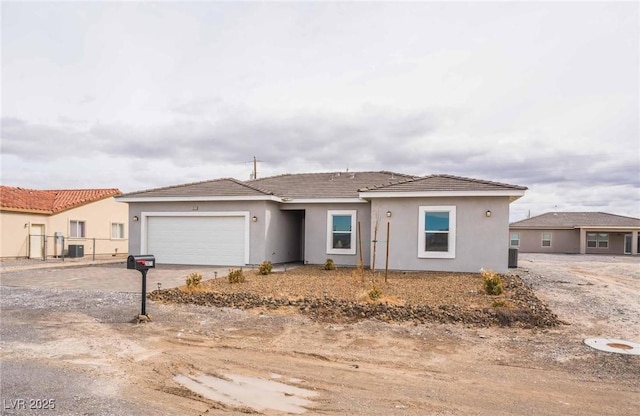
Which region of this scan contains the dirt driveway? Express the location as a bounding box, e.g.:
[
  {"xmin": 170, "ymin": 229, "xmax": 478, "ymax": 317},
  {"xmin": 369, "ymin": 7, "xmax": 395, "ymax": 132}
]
[{"xmin": 1, "ymin": 254, "xmax": 638, "ymax": 415}]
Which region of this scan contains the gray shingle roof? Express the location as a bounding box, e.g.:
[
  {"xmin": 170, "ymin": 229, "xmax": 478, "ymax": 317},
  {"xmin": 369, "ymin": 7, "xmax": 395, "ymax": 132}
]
[
  {"xmin": 120, "ymin": 178, "xmax": 272, "ymax": 198},
  {"xmin": 247, "ymin": 171, "xmax": 415, "ymax": 199},
  {"xmin": 359, "ymin": 174, "xmax": 527, "ymax": 192},
  {"xmin": 120, "ymin": 171, "xmax": 526, "ymax": 200},
  {"xmin": 510, "ymin": 212, "xmax": 640, "ymax": 228}
]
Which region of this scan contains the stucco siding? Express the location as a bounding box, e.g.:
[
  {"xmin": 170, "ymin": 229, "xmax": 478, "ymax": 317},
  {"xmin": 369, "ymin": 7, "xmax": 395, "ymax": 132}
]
[
  {"xmin": 371, "ymin": 196, "xmax": 511, "ymax": 273},
  {"xmin": 514, "ymin": 229, "xmax": 579, "ymax": 253},
  {"xmin": 293, "ymin": 203, "xmax": 371, "ymax": 267}
]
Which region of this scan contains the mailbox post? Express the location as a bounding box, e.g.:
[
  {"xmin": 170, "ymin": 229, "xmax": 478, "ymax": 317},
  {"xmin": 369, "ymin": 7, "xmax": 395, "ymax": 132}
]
[{"xmin": 127, "ymin": 255, "xmax": 155, "ymax": 321}]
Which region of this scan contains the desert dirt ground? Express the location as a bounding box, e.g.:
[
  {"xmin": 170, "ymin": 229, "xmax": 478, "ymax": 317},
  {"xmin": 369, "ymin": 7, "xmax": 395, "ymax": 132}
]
[{"xmin": 1, "ymin": 254, "xmax": 638, "ymax": 415}]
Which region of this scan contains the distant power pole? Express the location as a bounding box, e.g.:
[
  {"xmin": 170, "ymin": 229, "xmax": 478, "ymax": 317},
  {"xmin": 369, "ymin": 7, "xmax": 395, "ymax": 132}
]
[{"xmin": 246, "ymin": 156, "xmax": 263, "ymax": 179}]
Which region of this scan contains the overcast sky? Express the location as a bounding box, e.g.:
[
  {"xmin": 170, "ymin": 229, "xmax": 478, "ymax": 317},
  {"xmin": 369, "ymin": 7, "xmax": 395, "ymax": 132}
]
[{"xmin": 1, "ymin": 1, "xmax": 638, "ymax": 221}]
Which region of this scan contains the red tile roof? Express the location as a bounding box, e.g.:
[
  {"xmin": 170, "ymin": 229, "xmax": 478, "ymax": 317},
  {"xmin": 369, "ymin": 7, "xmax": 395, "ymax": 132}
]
[{"xmin": 0, "ymin": 186, "xmax": 121, "ymax": 214}]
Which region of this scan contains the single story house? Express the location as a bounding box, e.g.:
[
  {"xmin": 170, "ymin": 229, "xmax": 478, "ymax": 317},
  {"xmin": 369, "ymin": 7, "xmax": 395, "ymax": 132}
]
[
  {"xmin": 509, "ymin": 212, "xmax": 640, "ymax": 255},
  {"xmin": 117, "ymin": 171, "xmax": 526, "ymax": 273},
  {"xmin": 0, "ymin": 186, "xmax": 128, "ymax": 259}
]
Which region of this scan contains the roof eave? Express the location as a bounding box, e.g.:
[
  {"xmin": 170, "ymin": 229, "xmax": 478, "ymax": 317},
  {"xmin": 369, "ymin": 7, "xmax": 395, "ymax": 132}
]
[
  {"xmin": 116, "ymin": 195, "xmax": 283, "ymax": 203},
  {"xmin": 359, "ymin": 190, "xmax": 527, "ymax": 199}
]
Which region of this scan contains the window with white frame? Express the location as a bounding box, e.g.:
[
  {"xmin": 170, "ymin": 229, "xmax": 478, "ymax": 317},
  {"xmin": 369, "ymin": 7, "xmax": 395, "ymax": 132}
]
[
  {"xmin": 418, "ymin": 206, "xmax": 456, "ymax": 258},
  {"xmin": 587, "ymin": 232, "xmax": 608, "ymax": 248},
  {"xmin": 70, "ymin": 220, "xmax": 86, "ymax": 238},
  {"xmin": 111, "ymin": 223, "xmax": 125, "ymax": 239},
  {"xmin": 510, "ymin": 232, "xmax": 520, "ymax": 247},
  {"xmin": 326, "ymin": 210, "xmax": 356, "ymax": 255},
  {"xmin": 541, "ymin": 232, "xmax": 552, "ymax": 247}
]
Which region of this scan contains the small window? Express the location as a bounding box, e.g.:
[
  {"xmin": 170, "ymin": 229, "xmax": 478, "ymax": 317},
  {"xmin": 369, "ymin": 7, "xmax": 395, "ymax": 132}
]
[
  {"xmin": 111, "ymin": 223, "xmax": 125, "ymax": 239},
  {"xmin": 510, "ymin": 232, "xmax": 520, "ymax": 247},
  {"xmin": 326, "ymin": 210, "xmax": 356, "ymax": 255},
  {"xmin": 587, "ymin": 233, "xmax": 597, "ymax": 248},
  {"xmin": 541, "ymin": 232, "xmax": 552, "ymax": 247},
  {"xmin": 419, "ymin": 206, "xmax": 456, "ymax": 258},
  {"xmin": 70, "ymin": 220, "xmax": 85, "ymax": 238}
]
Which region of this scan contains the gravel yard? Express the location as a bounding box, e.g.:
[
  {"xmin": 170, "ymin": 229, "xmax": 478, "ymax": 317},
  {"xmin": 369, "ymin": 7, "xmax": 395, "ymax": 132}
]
[{"xmin": 1, "ymin": 254, "xmax": 638, "ymax": 415}]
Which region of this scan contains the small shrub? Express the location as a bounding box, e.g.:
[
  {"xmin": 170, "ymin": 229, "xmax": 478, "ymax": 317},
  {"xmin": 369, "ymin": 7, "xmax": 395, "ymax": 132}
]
[
  {"xmin": 481, "ymin": 268, "xmax": 503, "ymax": 295},
  {"xmin": 491, "ymin": 299, "xmax": 507, "ymax": 308},
  {"xmin": 258, "ymin": 260, "xmax": 273, "ymax": 275},
  {"xmin": 368, "ymin": 284, "xmax": 382, "ymax": 300},
  {"xmin": 185, "ymin": 272, "xmax": 202, "ymax": 288},
  {"xmin": 228, "ymin": 268, "xmax": 245, "ymax": 284},
  {"xmin": 324, "ymin": 258, "xmax": 336, "ymax": 271}
]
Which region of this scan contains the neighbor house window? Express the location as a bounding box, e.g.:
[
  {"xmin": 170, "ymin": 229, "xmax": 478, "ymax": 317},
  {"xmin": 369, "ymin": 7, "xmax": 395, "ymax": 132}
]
[
  {"xmin": 587, "ymin": 233, "xmax": 608, "ymax": 248},
  {"xmin": 418, "ymin": 206, "xmax": 456, "ymax": 259},
  {"xmin": 541, "ymin": 232, "xmax": 552, "ymax": 247},
  {"xmin": 327, "ymin": 210, "xmax": 356, "ymax": 255},
  {"xmin": 510, "ymin": 232, "xmax": 520, "ymax": 247},
  {"xmin": 70, "ymin": 220, "xmax": 85, "ymax": 238},
  {"xmin": 111, "ymin": 223, "xmax": 125, "ymax": 239}
]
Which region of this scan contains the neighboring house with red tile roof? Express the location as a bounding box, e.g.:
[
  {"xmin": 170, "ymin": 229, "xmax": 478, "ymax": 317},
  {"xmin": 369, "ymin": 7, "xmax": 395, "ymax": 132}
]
[
  {"xmin": 0, "ymin": 186, "xmax": 128, "ymax": 259},
  {"xmin": 509, "ymin": 212, "xmax": 640, "ymax": 255},
  {"xmin": 118, "ymin": 171, "xmax": 527, "ymax": 272}
]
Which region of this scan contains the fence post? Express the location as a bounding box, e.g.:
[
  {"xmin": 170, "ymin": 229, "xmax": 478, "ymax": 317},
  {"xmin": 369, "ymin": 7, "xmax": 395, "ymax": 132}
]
[
  {"xmin": 43, "ymin": 235, "xmax": 47, "ymax": 261},
  {"xmin": 62, "ymin": 236, "xmax": 65, "ymax": 262},
  {"xmin": 93, "ymin": 238, "xmax": 96, "ymax": 261}
]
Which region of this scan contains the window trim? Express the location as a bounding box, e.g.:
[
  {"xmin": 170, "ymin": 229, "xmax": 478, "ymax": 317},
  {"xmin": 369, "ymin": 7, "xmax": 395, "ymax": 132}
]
[
  {"xmin": 418, "ymin": 205, "xmax": 456, "ymax": 259},
  {"xmin": 111, "ymin": 222, "xmax": 125, "ymax": 240},
  {"xmin": 510, "ymin": 232, "xmax": 520, "ymax": 248},
  {"xmin": 541, "ymin": 232, "xmax": 552, "ymax": 247},
  {"xmin": 588, "ymin": 232, "xmax": 608, "ymax": 249},
  {"xmin": 69, "ymin": 220, "xmax": 86, "ymax": 238},
  {"xmin": 326, "ymin": 210, "xmax": 357, "ymax": 255}
]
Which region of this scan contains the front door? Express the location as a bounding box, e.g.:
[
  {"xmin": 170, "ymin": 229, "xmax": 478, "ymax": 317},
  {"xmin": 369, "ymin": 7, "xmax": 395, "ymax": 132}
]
[
  {"xmin": 29, "ymin": 224, "xmax": 45, "ymax": 259},
  {"xmin": 624, "ymin": 234, "xmax": 632, "ymax": 254}
]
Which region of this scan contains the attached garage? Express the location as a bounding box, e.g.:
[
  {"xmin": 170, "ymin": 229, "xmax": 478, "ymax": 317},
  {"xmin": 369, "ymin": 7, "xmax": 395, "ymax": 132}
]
[{"xmin": 142, "ymin": 212, "xmax": 250, "ymax": 266}]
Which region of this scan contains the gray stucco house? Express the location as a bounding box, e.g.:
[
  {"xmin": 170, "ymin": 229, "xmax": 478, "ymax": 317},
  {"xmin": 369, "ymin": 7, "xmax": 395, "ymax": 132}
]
[
  {"xmin": 117, "ymin": 172, "xmax": 527, "ymax": 272},
  {"xmin": 509, "ymin": 212, "xmax": 640, "ymax": 255}
]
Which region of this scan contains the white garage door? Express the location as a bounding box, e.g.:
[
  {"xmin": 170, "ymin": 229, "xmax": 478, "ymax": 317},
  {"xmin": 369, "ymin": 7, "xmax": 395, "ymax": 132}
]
[{"xmin": 146, "ymin": 215, "xmax": 247, "ymax": 266}]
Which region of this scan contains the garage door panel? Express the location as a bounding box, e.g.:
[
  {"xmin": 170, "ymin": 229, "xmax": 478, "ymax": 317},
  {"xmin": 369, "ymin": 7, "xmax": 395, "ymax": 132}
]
[{"xmin": 146, "ymin": 216, "xmax": 246, "ymax": 266}]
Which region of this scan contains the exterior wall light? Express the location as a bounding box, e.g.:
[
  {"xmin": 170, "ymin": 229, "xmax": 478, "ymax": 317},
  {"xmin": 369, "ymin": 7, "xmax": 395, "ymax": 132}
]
[
  {"xmin": 132, "ymin": 216, "xmax": 139, "ymax": 222},
  {"xmin": 485, "ymin": 210, "xmax": 492, "ymax": 218},
  {"xmin": 386, "ymin": 211, "xmax": 392, "ymax": 217},
  {"xmin": 252, "ymin": 216, "xmax": 258, "ymax": 222}
]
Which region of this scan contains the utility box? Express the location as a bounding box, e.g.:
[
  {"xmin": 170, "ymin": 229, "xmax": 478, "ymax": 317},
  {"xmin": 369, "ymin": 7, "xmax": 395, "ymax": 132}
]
[
  {"xmin": 68, "ymin": 244, "xmax": 84, "ymax": 258},
  {"xmin": 508, "ymin": 248, "xmax": 518, "ymax": 268},
  {"xmin": 127, "ymin": 255, "xmax": 156, "ymax": 271}
]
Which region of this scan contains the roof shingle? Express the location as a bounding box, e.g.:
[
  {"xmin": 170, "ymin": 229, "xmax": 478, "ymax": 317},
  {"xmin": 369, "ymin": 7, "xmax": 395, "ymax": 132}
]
[
  {"xmin": 360, "ymin": 174, "xmax": 528, "ymax": 192},
  {"xmin": 510, "ymin": 212, "xmax": 640, "ymax": 228}
]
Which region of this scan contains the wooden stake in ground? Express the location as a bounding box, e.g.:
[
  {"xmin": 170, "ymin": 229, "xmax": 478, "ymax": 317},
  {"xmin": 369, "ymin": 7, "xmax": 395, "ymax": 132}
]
[
  {"xmin": 385, "ymin": 221, "xmax": 390, "ymax": 283},
  {"xmin": 371, "ymin": 211, "xmax": 380, "ymax": 277}
]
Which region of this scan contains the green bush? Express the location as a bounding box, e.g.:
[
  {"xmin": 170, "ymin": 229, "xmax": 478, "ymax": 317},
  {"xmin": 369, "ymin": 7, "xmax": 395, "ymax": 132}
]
[
  {"xmin": 258, "ymin": 260, "xmax": 273, "ymax": 275},
  {"xmin": 228, "ymin": 268, "xmax": 245, "ymax": 284},
  {"xmin": 481, "ymin": 268, "xmax": 503, "ymax": 295},
  {"xmin": 185, "ymin": 272, "xmax": 202, "ymax": 288},
  {"xmin": 324, "ymin": 258, "xmax": 336, "ymax": 271},
  {"xmin": 368, "ymin": 284, "xmax": 382, "ymax": 300}
]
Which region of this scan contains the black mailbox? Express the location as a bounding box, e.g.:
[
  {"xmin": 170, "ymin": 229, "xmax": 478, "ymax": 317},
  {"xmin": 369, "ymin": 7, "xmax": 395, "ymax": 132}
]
[{"xmin": 127, "ymin": 255, "xmax": 156, "ymax": 271}]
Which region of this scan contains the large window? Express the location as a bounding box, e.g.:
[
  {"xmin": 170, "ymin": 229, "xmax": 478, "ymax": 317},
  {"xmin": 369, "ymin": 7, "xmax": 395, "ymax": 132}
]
[
  {"xmin": 70, "ymin": 220, "xmax": 85, "ymax": 238},
  {"xmin": 111, "ymin": 223, "xmax": 125, "ymax": 239},
  {"xmin": 510, "ymin": 232, "xmax": 520, "ymax": 247},
  {"xmin": 418, "ymin": 206, "xmax": 456, "ymax": 258},
  {"xmin": 587, "ymin": 233, "xmax": 608, "ymax": 248},
  {"xmin": 541, "ymin": 232, "xmax": 552, "ymax": 247},
  {"xmin": 327, "ymin": 210, "xmax": 356, "ymax": 255}
]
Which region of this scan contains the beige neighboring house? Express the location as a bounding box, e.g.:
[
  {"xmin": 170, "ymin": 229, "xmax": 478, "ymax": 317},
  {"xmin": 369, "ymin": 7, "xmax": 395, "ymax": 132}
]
[
  {"xmin": 509, "ymin": 212, "xmax": 640, "ymax": 255},
  {"xmin": 0, "ymin": 186, "xmax": 128, "ymax": 259}
]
